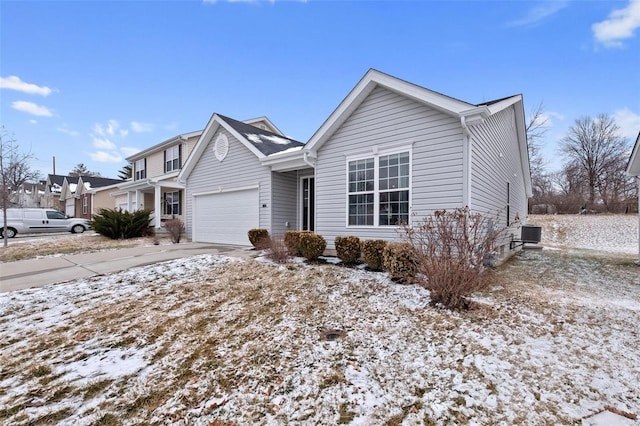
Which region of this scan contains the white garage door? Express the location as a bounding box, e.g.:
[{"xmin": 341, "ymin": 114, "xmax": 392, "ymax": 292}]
[
  {"xmin": 66, "ymin": 201, "xmax": 75, "ymax": 217},
  {"xmin": 194, "ymin": 188, "xmax": 259, "ymax": 245}
]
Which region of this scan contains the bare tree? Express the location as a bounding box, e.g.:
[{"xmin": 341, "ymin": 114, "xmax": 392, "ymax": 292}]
[
  {"xmin": 525, "ymin": 102, "xmax": 553, "ymax": 201},
  {"xmin": 1, "ymin": 127, "xmax": 40, "ymax": 246},
  {"xmin": 559, "ymin": 114, "xmax": 629, "ymax": 209}
]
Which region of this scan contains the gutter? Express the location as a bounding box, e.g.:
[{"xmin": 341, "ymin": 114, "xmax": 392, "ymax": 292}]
[{"xmin": 303, "ymin": 151, "xmax": 316, "ymax": 169}]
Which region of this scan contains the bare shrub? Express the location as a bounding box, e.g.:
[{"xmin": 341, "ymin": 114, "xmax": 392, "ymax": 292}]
[
  {"xmin": 402, "ymin": 208, "xmax": 507, "ymax": 310},
  {"xmin": 164, "ymin": 218, "xmax": 185, "ymax": 244},
  {"xmin": 265, "ymin": 235, "xmax": 291, "ymax": 263},
  {"xmin": 298, "ymin": 232, "xmax": 326, "ymax": 260},
  {"xmin": 334, "ymin": 236, "xmax": 361, "ymax": 264},
  {"xmin": 248, "ymin": 228, "xmax": 270, "ymax": 249},
  {"xmin": 382, "ymin": 242, "xmax": 418, "ymax": 283}
]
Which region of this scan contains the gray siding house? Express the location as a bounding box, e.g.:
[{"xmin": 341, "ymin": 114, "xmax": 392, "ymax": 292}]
[
  {"xmin": 179, "ymin": 69, "xmax": 532, "ymax": 258},
  {"xmin": 626, "ymin": 132, "xmax": 640, "ymax": 263}
]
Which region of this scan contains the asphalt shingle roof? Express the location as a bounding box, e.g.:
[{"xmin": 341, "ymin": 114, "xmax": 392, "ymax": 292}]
[{"xmin": 218, "ymin": 114, "xmax": 305, "ymax": 156}]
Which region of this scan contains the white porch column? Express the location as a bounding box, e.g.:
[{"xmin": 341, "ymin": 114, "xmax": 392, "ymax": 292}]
[
  {"xmin": 154, "ymin": 185, "xmax": 162, "ymax": 228},
  {"xmin": 135, "ymin": 190, "xmax": 143, "ymax": 211},
  {"xmin": 126, "ymin": 191, "xmax": 133, "ymax": 212}
]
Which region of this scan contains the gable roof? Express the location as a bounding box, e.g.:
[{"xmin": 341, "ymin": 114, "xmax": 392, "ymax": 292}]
[
  {"xmin": 627, "ymin": 132, "xmax": 640, "ymax": 177},
  {"xmin": 242, "ymin": 116, "xmax": 284, "ymax": 136},
  {"xmin": 305, "ymin": 68, "xmax": 525, "ymax": 152},
  {"xmin": 179, "ymin": 113, "xmax": 304, "ymax": 180}
]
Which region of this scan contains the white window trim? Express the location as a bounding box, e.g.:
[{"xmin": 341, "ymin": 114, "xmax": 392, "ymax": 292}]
[
  {"xmin": 134, "ymin": 159, "xmax": 146, "ymax": 181},
  {"xmin": 165, "ymin": 145, "xmax": 180, "ymax": 173},
  {"xmin": 345, "ymin": 145, "xmax": 412, "ymax": 228},
  {"xmin": 82, "ymin": 196, "xmax": 88, "ymax": 215}
]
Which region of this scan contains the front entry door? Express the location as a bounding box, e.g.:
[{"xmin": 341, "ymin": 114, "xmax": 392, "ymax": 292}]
[{"xmin": 302, "ymin": 177, "xmax": 315, "ymax": 231}]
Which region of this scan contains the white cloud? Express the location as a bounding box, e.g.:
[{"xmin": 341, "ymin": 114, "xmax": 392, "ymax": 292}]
[
  {"xmin": 29, "ymin": 119, "xmax": 37, "ymax": 125},
  {"xmin": 507, "ymin": 1, "xmax": 568, "ymax": 27},
  {"xmin": 130, "ymin": 121, "xmax": 155, "ymax": 133},
  {"xmin": 592, "ymin": 0, "xmax": 640, "ymax": 47},
  {"xmin": 120, "ymin": 129, "xmax": 129, "ymax": 137},
  {"xmin": 613, "ymin": 108, "xmax": 640, "ymax": 139},
  {"xmin": 93, "ymin": 137, "xmax": 116, "ymax": 150},
  {"xmin": 57, "ymin": 127, "xmax": 79, "ymax": 136},
  {"xmin": 89, "ymin": 151, "xmax": 122, "ymax": 163},
  {"xmin": 93, "ymin": 120, "xmax": 122, "ymax": 136},
  {"xmin": 120, "ymin": 147, "xmax": 141, "ymax": 157},
  {"xmin": 536, "ymin": 111, "xmax": 565, "ymax": 128},
  {"xmin": 0, "ymin": 75, "xmax": 54, "ymax": 96},
  {"xmin": 11, "ymin": 100, "xmax": 54, "ymax": 117}
]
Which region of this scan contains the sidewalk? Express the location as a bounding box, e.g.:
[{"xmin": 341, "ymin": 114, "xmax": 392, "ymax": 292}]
[{"xmin": 0, "ymin": 242, "xmax": 257, "ymax": 293}]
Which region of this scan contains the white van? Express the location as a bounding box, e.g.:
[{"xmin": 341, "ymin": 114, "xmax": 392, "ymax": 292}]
[{"xmin": 0, "ymin": 208, "xmax": 91, "ymax": 238}]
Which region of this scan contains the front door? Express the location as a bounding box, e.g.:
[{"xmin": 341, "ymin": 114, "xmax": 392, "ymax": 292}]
[{"xmin": 301, "ymin": 177, "xmax": 315, "ymax": 231}]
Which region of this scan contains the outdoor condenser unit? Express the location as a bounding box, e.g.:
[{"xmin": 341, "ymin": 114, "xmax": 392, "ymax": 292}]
[{"xmin": 521, "ymin": 225, "xmax": 542, "ymax": 244}]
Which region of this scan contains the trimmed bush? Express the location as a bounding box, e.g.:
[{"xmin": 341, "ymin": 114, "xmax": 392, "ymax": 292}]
[
  {"xmin": 248, "ymin": 228, "xmax": 270, "ymax": 249},
  {"xmin": 298, "ymin": 232, "xmax": 326, "ymax": 260},
  {"xmin": 361, "ymin": 239, "xmax": 387, "ymax": 271},
  {"xmin": 335, "ymin": 236, "xmax": 361, "ymax": 264},
  {"xmin": 90, "ymin": 208, "xmax": 152, "ymax": 240},
  {"xmin": 283, "ymin": 230, "xmax": 312, "ymax": 256},
  {"xmin": 383, "ymin": 242, "xmax": 418, "ymax": 283}
]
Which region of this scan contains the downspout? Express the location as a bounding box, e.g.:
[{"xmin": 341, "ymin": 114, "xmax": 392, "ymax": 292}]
[
  {"xmin": 637, "ymin": 177, "xmax": 640, "ymax": 265},
  {"xmin": 460, "ymin": 116, "xmax": 472, "ymax": 209}
]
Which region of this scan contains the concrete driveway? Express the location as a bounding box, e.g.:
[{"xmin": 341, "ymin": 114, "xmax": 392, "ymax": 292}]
[{"xmin": 0, "ymin": 242, "xmax": 256, "ymax": 293}]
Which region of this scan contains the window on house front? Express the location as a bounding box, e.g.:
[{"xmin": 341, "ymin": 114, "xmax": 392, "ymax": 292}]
[
  {"xmin": 347, "ymin": 150, "xmax": 410, "ymax": 227},
  {"xmin": 163, "ymin": 191, "xmax": 181, "ymax": 215},
  {"xmin": 164, "ymin": 145, "xmax": 181, "ymax": 173},
  {"xmin": 82, "ymin": 196, "xmax": 88, "ymax": 215},
  {"xmin": 134, "ymin": 159, "xmax": 146, "ymax": 180}
]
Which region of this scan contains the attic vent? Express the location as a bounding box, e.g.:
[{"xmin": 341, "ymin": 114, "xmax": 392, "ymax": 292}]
[{"xmin": 214, "ymin": 134, "xmax": 229, "ymax": 162}]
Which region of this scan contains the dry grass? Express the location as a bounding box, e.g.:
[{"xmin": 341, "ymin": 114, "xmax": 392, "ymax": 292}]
[
  {"xmin": 1, "ymin": 249, "xmax": 638, "ymax": 424},
  {"xmin": 0, "ymin": 233, "xmax": 167, "ymax": 262}
]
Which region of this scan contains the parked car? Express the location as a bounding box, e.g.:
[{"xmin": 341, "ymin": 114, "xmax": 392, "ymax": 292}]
[{"xmin": 0, "ymin": 208, "xmax": 91, "ymax": 238}]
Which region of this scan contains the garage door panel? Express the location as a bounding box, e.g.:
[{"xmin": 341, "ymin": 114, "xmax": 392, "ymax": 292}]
[{"xmin": 194, "ymin": 189, "xmax": 259, "ymax": 245}]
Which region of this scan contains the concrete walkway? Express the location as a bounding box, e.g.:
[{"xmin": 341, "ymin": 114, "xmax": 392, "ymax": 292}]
[{"xmin": 0, "ymin": 243, "xmax": 257, "ymax": 293}]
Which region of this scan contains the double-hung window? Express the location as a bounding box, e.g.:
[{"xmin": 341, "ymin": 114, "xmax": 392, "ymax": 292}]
[
  {"xmin": 134, "ymin": 159, "xmax": 146, "ymax": 180},
  {"xmin": 164, "ymin": 190, "xmax": 181, "ymax": 215},
  {"xmin": 82, "ymin": 196, "xmax": 88, "ymax": 215},
  {"xmin": 164, "ymin": 145, "xmax": 181, "ymax": 173},
  {"xmin": 347, "ymin": 149, "xmax": 410, "ymax": 227}
]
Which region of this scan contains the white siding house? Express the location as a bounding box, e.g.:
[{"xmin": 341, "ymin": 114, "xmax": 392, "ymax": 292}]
[{"xmin": 179, "ymin": 69, "xmax": 532, "ymax": 260}]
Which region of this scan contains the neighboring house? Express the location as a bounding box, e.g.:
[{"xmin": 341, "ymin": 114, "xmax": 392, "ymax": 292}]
[
  {"xmin": 626, "ymin": 131, "xmax": 640, "ymax": 263},
  {"xmin": 60, "ymin": 176, "xmax": 124, "ymax": 218},
  {"xmin": 42, "ymin": 175, "xmax": 78, "ymax": 210},
  {"xmin": 179, "ymin": 69, "xmax": 532, "ymax": 260},
  {"xmin": 12, "ymin": 181, "xmax": 46, "ymax": 207}
]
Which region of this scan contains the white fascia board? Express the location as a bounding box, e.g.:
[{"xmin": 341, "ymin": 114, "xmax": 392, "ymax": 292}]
[
  {"xmin": 217, "ymin": 117, "xmax": 267, "ymax": 160},
  {"xmin": 306, "ymin": 69, "xmax": 474, "ymax": 153},
  {"xmin": 178, "ymin": 114, "xmax": 220, "ymax": 182},
  {"xmin": 459, "ymin": 106, "xmax": 491, "ymax": 125},
  {"xmin": 126, "ymin": 130, "xmax": 203, "ymax": 162},
  {"xmin": 626, "ymin": 133, "xmax": 640, "ymax": 176},
  {"xmin": 87, "ymin": 182, "xmax": 122, "ymax": 195},
  {"xmin": 484, "ymin": 95, "xmax": 522, "ymax": 115}
]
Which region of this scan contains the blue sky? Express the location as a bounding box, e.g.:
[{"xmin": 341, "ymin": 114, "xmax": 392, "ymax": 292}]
[{"xmin": 1, "ymin": 0, "xmax": 639, "ymax": 179}]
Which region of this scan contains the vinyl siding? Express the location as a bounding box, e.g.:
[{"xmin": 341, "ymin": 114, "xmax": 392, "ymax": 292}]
[
  {"xmin": 470, "ymin": 105, "xmax": 527, "ymax": 224},
  {"xmin": 315, "ymin": 86, "xmax": 464, "ymax": 249},
  {"xmin": 185, "ymin": 128, "xmax": 273, "ymax": 239},
  {"xmin": 271, "ymin": 171, "xmax": 298, "ymax": 235}
]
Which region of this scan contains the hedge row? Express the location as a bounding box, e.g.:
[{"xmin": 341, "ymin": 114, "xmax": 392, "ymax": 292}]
[{"xmin": 247, "ymin": 229, "xmax": 416, "ymax": 281}]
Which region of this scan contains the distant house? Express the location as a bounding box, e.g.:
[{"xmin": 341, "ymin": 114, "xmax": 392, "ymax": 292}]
[
  {"xmin": 60, "ymin": 176, "xmax": 124, "ymax": 219},
  {"xmin": 12, "ymin": 180, "xmax": 46, "ymax": 207},
  {"xmin": 178, "ymin": 69, "xmax": 532, "ymax": 261},
  {"xmin": 43, "ymin": 175, "xmax": 78, "ymax": 211},
  {"xmin": 626, "ymin": 131, "xmax": 640, "ymax": 263}
]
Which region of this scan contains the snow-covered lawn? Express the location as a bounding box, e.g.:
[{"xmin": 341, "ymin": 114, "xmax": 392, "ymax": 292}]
[{"xmin": 0, "ymin": 215, "xmax": 639, "ymax": 425}]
